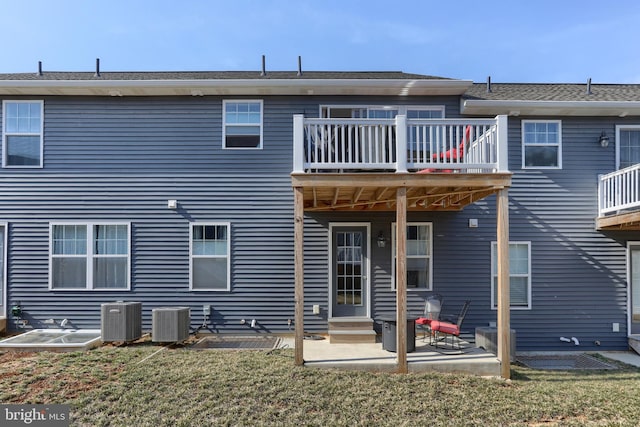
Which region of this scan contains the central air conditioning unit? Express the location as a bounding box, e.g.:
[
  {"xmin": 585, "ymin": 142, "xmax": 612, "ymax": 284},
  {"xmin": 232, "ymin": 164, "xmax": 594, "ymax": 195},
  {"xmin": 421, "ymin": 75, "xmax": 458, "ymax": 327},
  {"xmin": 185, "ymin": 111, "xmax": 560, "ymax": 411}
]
[
  {"xmin": 101, "ymin": 301, "xmax": 142, "ymax": 342},
  {"xmin": 152, "ymin": 307, "xmax": 190, "ymax": 342}
]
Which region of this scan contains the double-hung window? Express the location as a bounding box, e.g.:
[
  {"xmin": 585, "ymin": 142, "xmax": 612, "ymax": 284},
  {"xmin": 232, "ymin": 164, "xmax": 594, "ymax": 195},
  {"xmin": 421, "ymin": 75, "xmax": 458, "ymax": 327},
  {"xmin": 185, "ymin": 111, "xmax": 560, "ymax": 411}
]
[
  {"xmin": 321, "ymin": 105, "xmax": 444, "ymax": 120},
  {"xmin": 50, "ymin": 223, "xmax": 130, "ymax": 290},
  {"xmin": 407, "ymin": 108, "xmax": 444, "ymax": 156},
  {"xmin": 616, "ymin": 126, "xmax": 640, "ymax": 169},
  {"xmin": 392, "ymin": 223, "xmax": 433, "ymax": 290},
  {"xmin": 491, "ymin": 241, "xmax": 531, "ymax": 309},
  {"xmin": 2, "ymin": 100, "xmax": 44, "ymax": 167},
  {"xmin": 522, "ymin": 120, "xmax": 562, "ymax": 168},
  {"xmin": 190, "ymin": 223, "xmax": 230, "ymax": 290},
  {"xmin": 223, "ymin": 100, "xmax": 263, "ymax": 149}
]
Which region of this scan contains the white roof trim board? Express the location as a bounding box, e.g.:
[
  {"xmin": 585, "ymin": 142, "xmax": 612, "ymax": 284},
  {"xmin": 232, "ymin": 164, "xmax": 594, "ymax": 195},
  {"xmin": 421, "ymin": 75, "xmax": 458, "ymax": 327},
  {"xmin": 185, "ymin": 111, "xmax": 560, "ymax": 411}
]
[
  {"xmin": 0, "ymin": 78, "xmax": 473, "ymax": 97},
  {"xmin": 461, "ymin": 99, "xmax": 640, "ymax": 117}
]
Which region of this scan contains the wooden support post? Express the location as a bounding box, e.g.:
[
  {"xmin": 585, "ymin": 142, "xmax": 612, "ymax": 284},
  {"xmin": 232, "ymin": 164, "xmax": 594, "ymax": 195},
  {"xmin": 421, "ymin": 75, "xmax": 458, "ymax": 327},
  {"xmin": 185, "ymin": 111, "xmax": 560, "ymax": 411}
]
[
  {"xmin": 294, "ymin": 186, "xmax": 305, "ymax": 366},
  {"xmin": 496, "ymin": 188, "xmax": 511, "ymax": 379},
  {"xmin": 396, "ymin": 187, "xmax": 408, "ymax": 373}
]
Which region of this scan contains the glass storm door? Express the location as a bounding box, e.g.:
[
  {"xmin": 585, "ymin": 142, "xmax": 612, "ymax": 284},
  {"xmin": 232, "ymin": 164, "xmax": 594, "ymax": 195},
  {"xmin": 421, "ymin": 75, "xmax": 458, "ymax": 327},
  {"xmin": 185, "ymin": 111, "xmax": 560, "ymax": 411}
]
[
  {"xmin": 332, "ymin": 226, "xmax": 368, "ymax": 317},
  {"xmin": 631, "ymin": 244, "xmax": 640, "ymax": 334}
]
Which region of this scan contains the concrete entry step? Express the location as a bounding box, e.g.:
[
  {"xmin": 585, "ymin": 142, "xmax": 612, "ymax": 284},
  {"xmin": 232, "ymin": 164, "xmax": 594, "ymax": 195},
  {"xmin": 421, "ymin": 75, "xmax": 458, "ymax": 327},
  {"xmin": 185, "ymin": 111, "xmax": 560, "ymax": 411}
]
[
  {"xmin": 328, "ymin": 317, "xmax": 376, "ymax": 344},
  {"xmin": 329, "ymin": 329, "xmax": 377, "ymax": 344},
  {"xmin": 328, "ymin": 317, "xmax": 374, "ymax": 330}
]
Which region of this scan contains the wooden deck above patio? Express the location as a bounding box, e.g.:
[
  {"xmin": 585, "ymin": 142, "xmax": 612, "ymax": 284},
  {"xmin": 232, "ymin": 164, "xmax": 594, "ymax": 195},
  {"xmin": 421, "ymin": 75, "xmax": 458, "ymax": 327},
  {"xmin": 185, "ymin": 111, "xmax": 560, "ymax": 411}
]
[
  {"xmin": 597, "ymin": 165, "xmax": 640, "ymax": 230},
  {"xmin": 291, "ymin": 115, "xmax": 514, "ymax": 378},
  {"xmin": 291, "ymin": 172, "xmax": 512, "ymax": 212},
  {"xmin": 596, "ymin": 210, "xmax": 640, "ymax": 230}
]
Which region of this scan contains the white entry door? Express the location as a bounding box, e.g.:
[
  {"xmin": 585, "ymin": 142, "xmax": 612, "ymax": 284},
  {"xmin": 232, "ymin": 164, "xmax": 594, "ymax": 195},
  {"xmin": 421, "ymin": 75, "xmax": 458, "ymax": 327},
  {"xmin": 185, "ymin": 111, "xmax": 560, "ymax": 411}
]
[{"xmin": 330, "ymin": 225, "xmax": 370, "ymax": 318}]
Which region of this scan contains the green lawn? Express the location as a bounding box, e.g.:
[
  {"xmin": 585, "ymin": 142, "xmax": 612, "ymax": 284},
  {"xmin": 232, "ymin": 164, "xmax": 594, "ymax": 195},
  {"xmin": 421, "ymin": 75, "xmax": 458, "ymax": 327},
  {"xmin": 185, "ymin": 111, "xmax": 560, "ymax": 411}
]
[{"xmin": 2, "ymin": 344, "xmax": 640, "ymax": 426}]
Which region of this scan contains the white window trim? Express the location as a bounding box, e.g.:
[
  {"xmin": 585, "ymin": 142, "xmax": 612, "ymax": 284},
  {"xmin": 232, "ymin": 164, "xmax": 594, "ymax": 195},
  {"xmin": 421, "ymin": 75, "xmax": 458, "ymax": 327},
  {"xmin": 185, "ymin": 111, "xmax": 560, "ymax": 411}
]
[
  {"xmin": 0, "ymin": 222, "xmax": 6, "ymax": 317},
  {"xmin": 491, "ymin": 241, "xmax": 531, "ymax": 310},
  {"xmin": 2, "ymin": 100, "xmax": 44, "ymax": 168},
  {"xmin": 49, "ymin": 222, "xmax": 131, "ymax": 291},
  {"xmin": 320, "ymin": 105, "xmax": 445, "ymax": 118},
  {"xmin": 189, "ymin": 222, "xmax": 231, "ymax": 291},
  {"xmin": 391, "ymin": 222, "xmax": 433, "ymax": 291},
  {"xmin": 615, "ymin": 125, "xmax": 640, "ymax": 170},
  {"xmin": 222, "ymin": 100, "xmax": 263, "ymax": 150},
  {"xmin": 626, "ymin": 241, "xmax": 640, "ymax": 336},
  {"xmin": 521, "ymin": 119, "xmax": 562, "ymax": 170}
]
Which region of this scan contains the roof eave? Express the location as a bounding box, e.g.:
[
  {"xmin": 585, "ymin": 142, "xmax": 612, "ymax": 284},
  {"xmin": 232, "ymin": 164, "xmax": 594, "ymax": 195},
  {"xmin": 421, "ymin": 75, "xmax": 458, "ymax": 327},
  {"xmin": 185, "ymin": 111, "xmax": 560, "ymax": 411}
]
[
  {"xmin": 0, "ymin": 78, "xmax": 474, "ymax": 97},
  {"xmin": 461, "ymin": 99, "xmax": 640, "ymax": 117}
]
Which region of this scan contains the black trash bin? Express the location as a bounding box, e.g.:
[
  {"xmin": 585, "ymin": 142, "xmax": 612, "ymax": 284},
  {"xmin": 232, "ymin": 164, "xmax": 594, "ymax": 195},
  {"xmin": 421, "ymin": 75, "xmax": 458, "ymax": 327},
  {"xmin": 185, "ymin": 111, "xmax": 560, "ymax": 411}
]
[{"xmin": 381, "ymin": 317, "xmax": 416, "ymax": 353}]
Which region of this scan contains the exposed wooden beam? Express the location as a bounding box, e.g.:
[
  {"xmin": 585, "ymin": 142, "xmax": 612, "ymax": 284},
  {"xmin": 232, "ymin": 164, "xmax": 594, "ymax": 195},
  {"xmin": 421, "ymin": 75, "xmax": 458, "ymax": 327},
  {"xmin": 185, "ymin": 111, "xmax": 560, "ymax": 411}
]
[
  {"xmin": 293, "ymin": 186, "xmax": 305, "ymax": 366},
  {"xmin": 304, "ymin": 187, "xmax": 503, "ymax": 212},
  {"xmin": 375, "ymin": 187, "xmax": 390, "ymax": 200},
  {"xmin": 351, "ymin": 187, "xmax": 364, "ymax": 207},
  {"xmin": 332, "ymin": 187, "xmax": 340, "ymax": 207},
  {"xmin": 291, "ymin": 172, "xmax": 512, "ymax": 189},
  {"xmin": 396, "ymin": 187, "xmax": 408, "ymax": 374},
  {"xmin": 596, "ymin": 211, "xmax": 640, "ymax": 230},
  {"xmin": 367, "ymin": 186, "xmax": 390, "ymax": 209},
  {"xmin": 407, "ymin": 187, "xmax": 424, "ymax": 208},
  {"xmin": 496, "ymin": 188, "xmax": 511, "ymax": 379}
]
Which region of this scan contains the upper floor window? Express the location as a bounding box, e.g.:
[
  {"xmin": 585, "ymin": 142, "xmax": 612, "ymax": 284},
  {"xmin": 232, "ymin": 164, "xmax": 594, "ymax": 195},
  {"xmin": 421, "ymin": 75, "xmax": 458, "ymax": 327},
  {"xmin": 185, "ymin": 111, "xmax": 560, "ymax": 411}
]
[
  {"xmin": 491, "ymin": 241, "xmax": 531, "ymax": 309},
  {"xmin": 392, "ymin": 223, "xmax": 433, "ymax": 290},
  {"xmin": 50, "ymin": 223, "xmax": 130, "ymax": 290},
  {"xmin": 223, "ymin": 100, "xmax": 263, "ymax": 149},
  {"xmin": 522, "ymin": 120, "xmax": 562, "ymax": 169},
  {"xmin": 190, "ymin": 223, "xmax": 230, "ymax": 291},
  {"xmin": 616, "ymin": 126, "xmax": 640, "ymax": 169},
  {"xmin": 321, "ymin": 105, "xmax": 444, "ymax": 119},
  {"xmin": 2, "ymin": 100, "xmax": 44, "ymax": 168}
]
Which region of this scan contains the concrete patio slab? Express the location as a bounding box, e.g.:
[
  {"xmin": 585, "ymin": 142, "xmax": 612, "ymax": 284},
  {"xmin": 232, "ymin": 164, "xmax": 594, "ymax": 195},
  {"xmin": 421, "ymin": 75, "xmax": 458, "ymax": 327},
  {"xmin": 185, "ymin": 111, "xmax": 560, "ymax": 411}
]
[
  {"xmin": 280, "ymin": 335, "xmax": 501, "ymax": 376},
  {"xmin": 599, "ymin": 351, "xmax": 640, "ymax": 368}
]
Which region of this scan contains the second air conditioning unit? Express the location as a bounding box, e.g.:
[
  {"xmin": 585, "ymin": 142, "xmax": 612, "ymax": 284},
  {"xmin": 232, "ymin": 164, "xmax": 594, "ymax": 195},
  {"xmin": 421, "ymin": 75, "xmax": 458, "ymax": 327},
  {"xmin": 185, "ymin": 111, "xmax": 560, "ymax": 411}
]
[{"xmin": 152, "ymin": 307, "xmax": 190, "ymax": 342}]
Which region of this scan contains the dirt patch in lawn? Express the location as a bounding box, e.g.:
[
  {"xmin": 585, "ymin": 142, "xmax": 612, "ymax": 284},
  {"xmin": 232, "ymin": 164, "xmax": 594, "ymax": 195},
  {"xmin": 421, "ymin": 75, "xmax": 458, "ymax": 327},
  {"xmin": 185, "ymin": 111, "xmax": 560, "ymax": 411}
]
[{"xmin": 0, "ymin": 349, "xmax": 127, "ymax": 403}]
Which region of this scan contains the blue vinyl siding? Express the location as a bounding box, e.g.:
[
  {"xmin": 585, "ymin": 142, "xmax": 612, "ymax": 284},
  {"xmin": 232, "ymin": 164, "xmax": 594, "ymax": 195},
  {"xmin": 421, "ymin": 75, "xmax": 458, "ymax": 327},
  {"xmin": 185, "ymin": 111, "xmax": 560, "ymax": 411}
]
[
  {"xmin": 503, "ymin": 117, "xmax": 633, "ymax": 351},
  {"xmin": 3, "ymin": 173, "xmax": 296, "ymax": 331},
  {"xmin": 0, "ymin": 94, "xmax": 459, "ymax": 334},
  {"xmin": 0, "ymin": 94, "xmax": 635, "ymax": 352}
]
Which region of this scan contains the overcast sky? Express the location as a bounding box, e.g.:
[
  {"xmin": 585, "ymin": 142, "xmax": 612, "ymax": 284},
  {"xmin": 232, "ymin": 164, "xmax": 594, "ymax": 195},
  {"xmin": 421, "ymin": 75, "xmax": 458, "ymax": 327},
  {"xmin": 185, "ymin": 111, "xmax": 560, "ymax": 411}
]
[{"xmin": 1, "ymin": 0, "xmax": 639, "ymax": 83}]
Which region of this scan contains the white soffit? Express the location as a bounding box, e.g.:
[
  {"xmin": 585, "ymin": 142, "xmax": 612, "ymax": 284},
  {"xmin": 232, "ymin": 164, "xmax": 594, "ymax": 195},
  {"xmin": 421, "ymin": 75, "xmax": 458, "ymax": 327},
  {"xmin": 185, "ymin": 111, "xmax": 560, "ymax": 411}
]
[
  {"xmin": 461, "ymin": 99, "xmax": 640, "ymax": 117},
  {"xmin": 0, "ymin": 79, "xmax": 473, "ymax": 97}
]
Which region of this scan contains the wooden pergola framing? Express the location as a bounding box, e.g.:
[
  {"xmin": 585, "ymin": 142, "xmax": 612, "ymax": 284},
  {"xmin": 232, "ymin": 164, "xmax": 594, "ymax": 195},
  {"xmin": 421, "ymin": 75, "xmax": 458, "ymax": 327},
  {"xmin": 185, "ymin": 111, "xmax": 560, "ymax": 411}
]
[{"xmin": 292, "ymin": 172, "xmax": 513, "ymax": 379}]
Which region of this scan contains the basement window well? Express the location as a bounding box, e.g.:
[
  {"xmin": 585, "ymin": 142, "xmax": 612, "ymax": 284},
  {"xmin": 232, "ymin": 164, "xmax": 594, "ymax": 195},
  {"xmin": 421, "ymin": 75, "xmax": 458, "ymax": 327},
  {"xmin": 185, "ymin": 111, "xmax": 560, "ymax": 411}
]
[{"xmin": 0, "ymin": 329, "xmax": 102, "ymax": 351}]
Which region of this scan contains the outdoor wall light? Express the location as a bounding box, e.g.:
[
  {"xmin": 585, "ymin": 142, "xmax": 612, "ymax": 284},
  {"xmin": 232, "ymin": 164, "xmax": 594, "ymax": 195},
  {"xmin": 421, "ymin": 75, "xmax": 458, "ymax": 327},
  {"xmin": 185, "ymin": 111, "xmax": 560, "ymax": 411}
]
[
  {"xmin": 167, "ymin": 199, "xmax": 178, "ymax": 209},
  {"xmin": 598, "ymin": 131, "xmax": 610, "ymax": 148},
  {"xmin": 376, "ymin": 231, "xmax": 387, "ymax": 248}
]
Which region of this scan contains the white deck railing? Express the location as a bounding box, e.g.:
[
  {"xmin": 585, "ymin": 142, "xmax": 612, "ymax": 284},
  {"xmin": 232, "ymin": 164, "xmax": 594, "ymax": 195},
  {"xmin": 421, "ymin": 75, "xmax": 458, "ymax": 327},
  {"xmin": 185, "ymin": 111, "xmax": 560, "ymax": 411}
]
[
  {"xmin": 292, "ymin": 115, "xmax": 508, "ymax": 174},
  {"xmin": 599, "ymin": 164, "xmax": 640, "ymax": 215}
]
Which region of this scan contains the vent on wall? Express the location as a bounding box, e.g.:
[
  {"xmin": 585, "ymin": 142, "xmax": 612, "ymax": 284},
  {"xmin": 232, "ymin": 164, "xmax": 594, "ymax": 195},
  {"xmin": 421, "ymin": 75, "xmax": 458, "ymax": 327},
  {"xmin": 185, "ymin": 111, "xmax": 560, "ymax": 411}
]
[
  {"xmin": 101, "ymin": 302, "xmax": 142, "ymax": 342},
  {"xmin": 152, "ymin": 307, "xmax": 190, "ymax": 342}
]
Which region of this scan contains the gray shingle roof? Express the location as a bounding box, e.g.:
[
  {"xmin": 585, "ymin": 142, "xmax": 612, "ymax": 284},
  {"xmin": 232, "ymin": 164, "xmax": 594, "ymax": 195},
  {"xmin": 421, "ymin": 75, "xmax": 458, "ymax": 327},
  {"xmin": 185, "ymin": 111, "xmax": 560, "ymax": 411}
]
[
  {"xmin": 465, "ymin": 82, "xmax": 640, "ymax": 102},
  {"xmin": 0, "ymin": 71, "xmax": 449, "ymax": 81}
]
